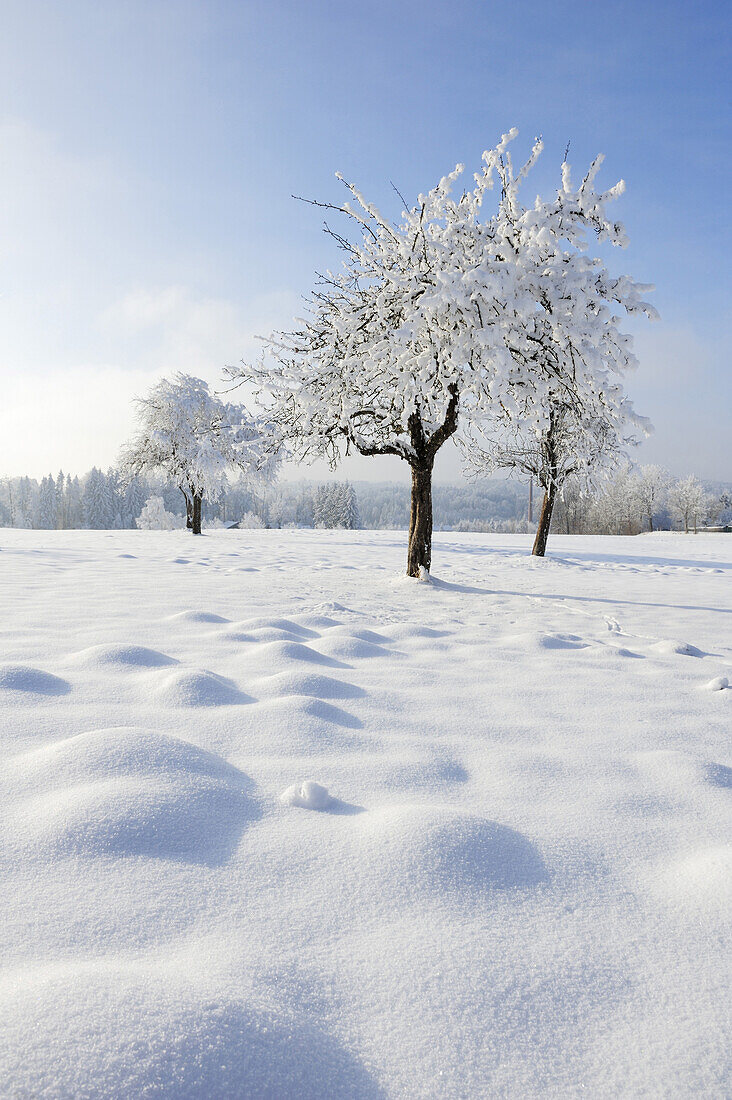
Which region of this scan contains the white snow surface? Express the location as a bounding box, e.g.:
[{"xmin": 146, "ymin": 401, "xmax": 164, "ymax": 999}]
[{"xmin": 1, "ymin": 528, "xmax": 730, "ymax": 1098}]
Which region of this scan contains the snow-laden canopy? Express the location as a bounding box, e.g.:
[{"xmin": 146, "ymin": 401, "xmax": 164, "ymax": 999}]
[
  {"xmin": 121, "ymin": 374, "xmax": 276, "ymax": 504},
  {"xmin": 228, "ymin": 129, "xmax": 656, "ymax": 471}
]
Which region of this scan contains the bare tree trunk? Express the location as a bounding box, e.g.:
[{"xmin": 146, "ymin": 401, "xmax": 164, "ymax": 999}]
[
  {"xmin": 407, "ymin": 462, "xmax": 433, "ymax": 576},
  {"xmin": 192, "ymin": 493, "xmax": 202, "ymax": 535},
  {"xmin": 356, "ymin": 385, "xmax": 457, "ymax": 578},
  {"xmin": 181, "ymin": 487, "xmax": 193, "ymax": 529},
  {"xmin": 532, "ymin": 486, "xmax": 556, "ymax": 557},
  {"xmin": 648, "ymin": 512, "xmax": 654, "ymax": 533}
]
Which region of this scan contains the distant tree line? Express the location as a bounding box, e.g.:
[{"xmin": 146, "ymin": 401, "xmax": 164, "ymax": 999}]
[
  {"xmin": 552, "ymin": 468, "xmax": 731, "ymax": 535},
  {"xmin": 2, "ymin": 466, "xmax": 727, "ymax": 534},
  {"xmin": 0, "ymin": 469, "xmax": 262, "ymax": 531}
]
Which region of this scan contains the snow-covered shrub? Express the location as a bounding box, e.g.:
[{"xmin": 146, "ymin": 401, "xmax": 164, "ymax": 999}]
[
  {"xmin": 135, "ymin": 496, "xmax": 184, "ymax": 531},
  {"xmin": 237, "ymin": 511, "xmax": 265, "ymax": 529}
]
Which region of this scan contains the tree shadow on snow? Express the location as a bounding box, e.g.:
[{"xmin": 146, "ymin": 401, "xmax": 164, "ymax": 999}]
[{"xmin": 426, "ymin": 574, "xmax": 732, "ymax": 617}]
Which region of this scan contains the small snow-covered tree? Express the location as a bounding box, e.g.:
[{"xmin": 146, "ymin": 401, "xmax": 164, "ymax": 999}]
[
  {"xmin": 13, "ymin": 477, "xmax": 34, "ymax": 528},
  {"xmin": 717, "ymin": 491, "xmax": 732, "ymax": 526},
  {"xmin": 66, "ymin": 475, "xmax": 82, "ymax": 528},
  {"xmin": 462, "ymin": 140, "xmax": 655, "ymax": 556},
  {"xmin": 312, "ymin": 484, "xmax": 332, "ymax": 529},
  {"xmin": 635, "ymin": 465, "xmax": 670, "ymax": 532},
  {"xmin": 342, "ymin": 482, "xmax": 360, "ymax": 529},
  {"xmin": 668, "ymin": 476, "xmax": 710, "ymax": 533},
  {"xmin": 54, "ymin": 469, "xmax": 66, "ymax": 529},
  {"xmin": 105, "ymin": 468, "xmax": 124, "ymax": 529},
  {"xmin": 120, "ymin": 374, "xmax": 275, "ymax": 535},
  {"xmin": 36, "ymin": 474, "xmax": 56, "ymax": 529},
  {"xmin": 589, "ymin": 471, "xmax": 642, "ymax": 535},
  {"xmin": 82, "ymin": 467, "xmax": 116, "ymax": 529},
  {"xmin": 135, "ymin": 495, "xmax": 184, "ymax": 530},
  {"xmin": 122, "ymin": 477, "xmax": 147, "ymax": 529}
]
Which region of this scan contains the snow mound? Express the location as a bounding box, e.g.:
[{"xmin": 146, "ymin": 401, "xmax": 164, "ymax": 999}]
[
  {"xmin": 155, "ymin": 669, "xmax": 248, "ymax": 707},
  {"xmin": 702, "ymin": 675, "xmax": 729, "ymax": 691},
  {"xmin": 169, "ymin": 610, "xmax": 230, "ymax": 624},
  {"xmin": 253, "ymin": 670, "xmax": 366, "ymax": 700},
  {"xmin": 328, "ymin": 625, "xmax": 391, "ymax": 644},
  {"xmin": 387, "ymin": 757, "xmax": 470, "ymax": 792},
  {"xmin": 506, "ymin": 631, "xmax": 589, "ymax": 651},
  {"xmin": 245, "ymin": 697, "xmax": 370, "ymax": 753},
  {"xmin": 13, "ymin": 726, "xmax": 240, "ymax": 788},
  {"xmin": 281, "ymin": 780, "xmax": 333, "ymax": 811},
  {"xmin": 236, "ymin": 616, "xmax": 317, "ymax": 638},
  {"xmin": 631, "ymin": 749, "xmax": 732, "ymax": 801},
  {"xmin": 300, "ymin": 697, "xmax": 364, "ymax": 729},
  {"xmin": 253, "ymin": 640, "xmax": 349, "ymax": 669},
  {"xmin": 291, "ymin": 614, "xmax": 341, "ymax": 630},
  {"xmin": 652, "ymin": 639, "xmax": 704, "ymax": 657},
  {"xmin": 650, "ymin": 846, "xmax": 732, "ymax": 919},
  {"xmin": 69, "ymin": 643, "xmax": 177, "ymax": 668},
  {"xmin": 310, "ymin": 600, "xmax": 349, "ymax": 613},
  {"xmin": 0, "ymin": 978, "xmax": 382, "ymax": 1100},
  {"xmin": 315, "ymin": 635, "xmax": 392, "ymax": 661},
  {"xmin": 358, "ymin": 806, "xmax": 547, "ymax": 903},
  {"xmin": 9, "ymin": 728, "xmax": 257, "ymax": 863},
  {"xmin": 0, "ymin": 664, "xmax": 70, "ymax": 695},
  {"xmin": 241, "ymin": 626, "xmax": 305, "ymax": 643},
  {"xmin": 215, "ymin": 629, "xmax": 259, "ymax": 643},
  {"xmin": 382, "ymin": 624, "xmax": 451, "ymax": 641}
]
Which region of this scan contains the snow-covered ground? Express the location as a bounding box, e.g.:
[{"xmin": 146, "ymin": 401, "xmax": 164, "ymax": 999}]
[{"xmin": 1, "ymin": 528, "xmax": 730, "ymax": 1098}]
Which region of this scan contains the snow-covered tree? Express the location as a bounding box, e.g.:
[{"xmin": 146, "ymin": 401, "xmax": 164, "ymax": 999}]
[
  {"xmin": 12, "ymin": 477, "xmax": 34, "ymax": 528},
  {"xmin": 597, "ymin": 470, "xmax": 644, "ymax": 534},
  {"xmin": 312, "ymin": 484, "xmax": 333, "ymax": 529},
  {"xmin": 122, "ymin": 477, "xmax": 147, "ymax": 529},
  {"xmin": 82, "ymin": 468, "xmax": 116, "ymax": 529},
  {"xmin": 66, "ymin": 475, "xmax": 83, "ymax": 529},
  {"xmin": 668, "ymin": 476, "xmax": 710, "ymax": 533},
  {"xmin": 226, "ymin": 130, "xmax": 654, "ymax": 573},
  {"xmin": 717, "ymin": 491, "xmax": 732, "ymax": 526},
  {"xmin": 311, "ymin": 482, "xmax": 360, "ymax": 528},
  {"xmin": 226, "ymin": 136, "xmax": 531, "ymax": 574},
  {"xmin": 36, "ymin": 475, "xmax": 56, "ymax": 529},
  {"xmin": 462, "ymin": 138, "xmax": 655, "ymax": 555},
  {"xmin": 135, "ymin": 495, "xmax": 184, "ymax": 530},
  {"xmin": 341, "ymin": 482, "xmax": 361, "ymax": 529},
  {"xmin": 54, "ymin": 470, "xmax": 66, "ymax": 529},
  {"xmin": 104, "ymin": 468, "xmax": 124, "ymax": 529},
  {"xmin": 635, "ymin": 465, "xmax": 670, "ymax": 532},
  {"xmin": 120, "ymin": 374, "xmax": 275, "ymax": 535}
]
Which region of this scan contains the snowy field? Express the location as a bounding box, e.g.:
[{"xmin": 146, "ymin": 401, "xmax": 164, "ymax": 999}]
[{"xmin": 1, "ymin": 527, "xmax": 730, "ymax": 1099}]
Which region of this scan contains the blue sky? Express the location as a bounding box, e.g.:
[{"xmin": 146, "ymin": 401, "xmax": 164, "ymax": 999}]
[{"xmin": 1, "ymin": 0, "xmax": 729, "ymax": 480}]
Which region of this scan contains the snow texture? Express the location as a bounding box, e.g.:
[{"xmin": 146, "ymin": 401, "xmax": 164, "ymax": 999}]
[{"xmin": 0, "ymin": 528, "xmax": 730, "ymax": 1098}]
